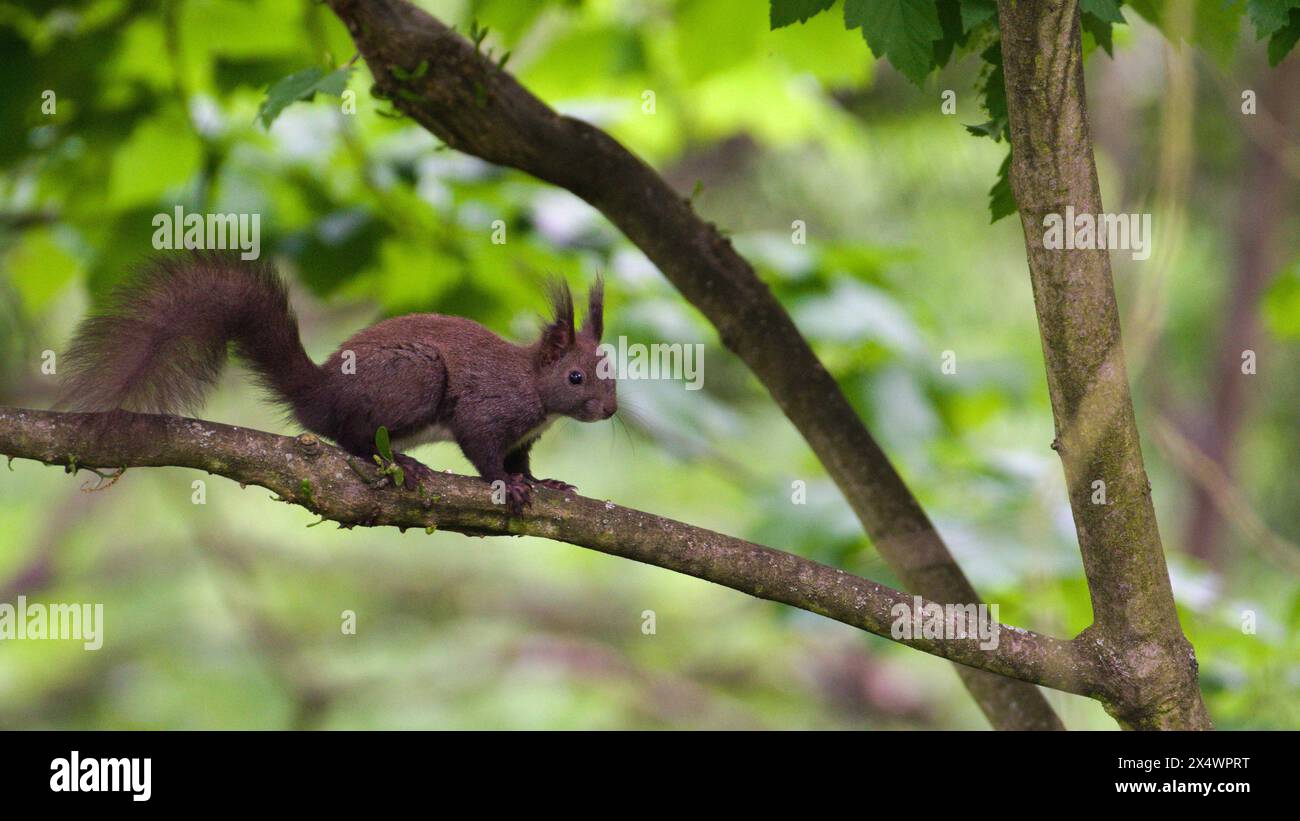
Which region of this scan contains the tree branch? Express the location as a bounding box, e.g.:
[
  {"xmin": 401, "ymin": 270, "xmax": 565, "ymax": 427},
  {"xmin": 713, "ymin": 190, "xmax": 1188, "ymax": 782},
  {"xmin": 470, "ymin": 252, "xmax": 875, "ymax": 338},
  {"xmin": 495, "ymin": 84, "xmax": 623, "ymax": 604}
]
[
  {"xmin": 0, "ymin": 406, "xmax": 1099, "ymax": 698},
  {"xmin": 323, "ymin": 0, "xmax": 1064, "ymax": 730},
  {"xmin": 996, "ymin": 0, "xmax": 1211, "ymax": 729}
]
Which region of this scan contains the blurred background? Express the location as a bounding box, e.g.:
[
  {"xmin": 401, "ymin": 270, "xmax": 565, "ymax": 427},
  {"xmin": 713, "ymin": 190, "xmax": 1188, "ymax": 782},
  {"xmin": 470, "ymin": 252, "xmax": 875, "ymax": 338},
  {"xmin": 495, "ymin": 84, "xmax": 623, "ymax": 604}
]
[{"xmin": 0, "ymin": 0, "xmax": 1296, "ymax": 729}]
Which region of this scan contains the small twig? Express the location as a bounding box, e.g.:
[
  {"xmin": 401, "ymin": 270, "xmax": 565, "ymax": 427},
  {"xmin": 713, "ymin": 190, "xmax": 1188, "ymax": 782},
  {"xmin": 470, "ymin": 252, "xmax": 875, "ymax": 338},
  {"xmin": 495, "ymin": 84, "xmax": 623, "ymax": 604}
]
[{"xmin": 80, "ymin": 467, "xmax": 126, "ymax": 493}]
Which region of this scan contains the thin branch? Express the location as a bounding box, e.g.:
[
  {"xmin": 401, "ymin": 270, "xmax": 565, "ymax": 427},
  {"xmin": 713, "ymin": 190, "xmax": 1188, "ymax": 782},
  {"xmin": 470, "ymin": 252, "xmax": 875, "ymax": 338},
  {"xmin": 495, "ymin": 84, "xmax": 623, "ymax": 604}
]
[
  {"xmin": 1154, "ymin": 417, "xmax": 1300, "ymax": 578},
  {"xmin": 322, "ymin": 0, "xmax": 1063, "ymax": 730},
  {"xmin": 0, "ymin": 406, "xmax": 1099, "ymax": 697}
]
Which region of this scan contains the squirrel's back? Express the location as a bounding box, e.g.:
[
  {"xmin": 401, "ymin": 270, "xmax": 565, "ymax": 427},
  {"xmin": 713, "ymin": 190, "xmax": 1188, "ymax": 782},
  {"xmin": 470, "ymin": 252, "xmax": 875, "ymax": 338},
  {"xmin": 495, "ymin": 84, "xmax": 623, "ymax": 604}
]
[{"xmin": 327, "ymin": 313, "xmax": 528, "ymax": 380}]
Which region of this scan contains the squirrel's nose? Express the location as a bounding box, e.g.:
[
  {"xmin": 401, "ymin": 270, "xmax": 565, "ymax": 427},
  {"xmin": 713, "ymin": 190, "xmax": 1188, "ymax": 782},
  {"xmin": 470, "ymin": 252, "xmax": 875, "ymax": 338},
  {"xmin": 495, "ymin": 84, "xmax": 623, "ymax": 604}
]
[{"xmin": 602, "ymin": 398, "xmax": 617, "ymax": 419}]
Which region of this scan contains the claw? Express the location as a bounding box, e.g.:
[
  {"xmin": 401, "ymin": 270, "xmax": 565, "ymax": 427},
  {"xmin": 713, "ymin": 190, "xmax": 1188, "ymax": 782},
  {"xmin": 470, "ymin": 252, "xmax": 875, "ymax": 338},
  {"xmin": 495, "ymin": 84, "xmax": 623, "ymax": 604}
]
[
  {"xmin": 533, "ymin": 477, "xmax": 576, "ymax": 492},
  {"xmin": 503, "ymin": 473, "xmax": 532, "ymax": 514}
]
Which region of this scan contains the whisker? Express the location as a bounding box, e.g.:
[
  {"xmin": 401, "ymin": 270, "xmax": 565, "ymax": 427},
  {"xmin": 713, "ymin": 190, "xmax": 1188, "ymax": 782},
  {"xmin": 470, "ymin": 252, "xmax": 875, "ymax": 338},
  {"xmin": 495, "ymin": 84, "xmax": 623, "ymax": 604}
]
[
  {"xmin": 612, "ymin": 399, "xmax": 650, "ymax": 431},
  {"xmin": 612, "ymin": 412, "xmax": 636, "ymax": 453}
]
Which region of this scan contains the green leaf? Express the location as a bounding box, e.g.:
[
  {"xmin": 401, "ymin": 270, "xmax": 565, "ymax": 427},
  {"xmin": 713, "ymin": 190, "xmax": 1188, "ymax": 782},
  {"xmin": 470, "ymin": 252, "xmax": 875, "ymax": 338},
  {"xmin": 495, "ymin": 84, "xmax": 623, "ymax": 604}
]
[
  {"xmin": 963, "ymin": 39, "xmax": 1013, "ymax": 218},
  {"xmin": 1267, "ymin": 8, "xmax": 1300, "ymax": 65},
  {"xmin": 968, "ymin": 41, "xmax": 1008, "ymax": 142},
  {"xmin": 1247, "ymin": 0, "xmax": 1292, "ymax": 38},
  {"xmin": 306, "ymin": 68, "xmax": 350, "ymax": 95},
  {"xmin": 390, "ymin": 60, "xmax": 429, "ymax": 81},
  {"xmin": 1080, "ymin": 0, "xmax": 1126, "ymax": 57},
  {"xmin": 1082, "ymin": 0, "xmax": 1126, "ymax": 24},
  {"xmin": 933, "ymin": 0, "xmax": 966, "ymax": 67},
  {"xmin": 770, "ymin": 0, "xmax": 838, "ymax": 28},
  {"xmin": 1081, "ymin": 11, "xmax": 1116, "ymax": 56},
  {"xmin": 844, "ymin": 0, "xmax": 944, "ymax": 85},
  {"xmin": 964, "ymin": 120, "xmax": 1001, "ymax": 139},
  {"xmin": 959, "ymin": 0, "xmax": 997, "ymax": 31},
  {"xmin": 375, "ymin": 426, "xmax": 393, "ymax": 461},
  {"xmin": 988, "ymin": 151, "xmax": 1017, "ymax": 223},
  {"xmin": 256, "ymin": 66, "xmax": 352, "ymax": 129}
]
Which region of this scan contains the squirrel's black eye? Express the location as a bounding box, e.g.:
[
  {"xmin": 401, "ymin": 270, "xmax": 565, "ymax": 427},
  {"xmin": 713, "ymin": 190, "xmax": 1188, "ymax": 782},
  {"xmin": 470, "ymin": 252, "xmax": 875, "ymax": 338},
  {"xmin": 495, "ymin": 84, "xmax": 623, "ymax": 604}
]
[{"xmin": 568, "ymin": 370, "xmax": 584, "ymax": 385}]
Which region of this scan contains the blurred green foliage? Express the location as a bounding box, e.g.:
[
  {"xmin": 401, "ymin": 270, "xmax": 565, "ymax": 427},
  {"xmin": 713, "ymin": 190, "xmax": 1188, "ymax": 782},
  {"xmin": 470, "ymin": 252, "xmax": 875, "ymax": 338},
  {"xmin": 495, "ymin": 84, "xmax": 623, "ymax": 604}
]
[{"xmin": 0, "ymin": 0, "xmax": 1296, "ymax": 729}]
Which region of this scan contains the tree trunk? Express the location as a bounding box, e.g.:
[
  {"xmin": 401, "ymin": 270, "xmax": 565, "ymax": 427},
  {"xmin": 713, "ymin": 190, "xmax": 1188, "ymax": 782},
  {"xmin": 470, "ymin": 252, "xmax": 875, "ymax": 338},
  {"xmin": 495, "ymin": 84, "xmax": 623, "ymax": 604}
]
[{"xmin": 996, "ymin": 0, "xmax": 1212, "ymax": 729}]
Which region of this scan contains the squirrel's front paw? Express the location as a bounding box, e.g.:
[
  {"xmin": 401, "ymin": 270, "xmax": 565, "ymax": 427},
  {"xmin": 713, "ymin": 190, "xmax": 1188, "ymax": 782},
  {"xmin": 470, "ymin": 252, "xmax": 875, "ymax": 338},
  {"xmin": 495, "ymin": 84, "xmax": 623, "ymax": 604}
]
[{"xmin": 496, "ymin": 474, "xmax": 532, "ymax": 514}]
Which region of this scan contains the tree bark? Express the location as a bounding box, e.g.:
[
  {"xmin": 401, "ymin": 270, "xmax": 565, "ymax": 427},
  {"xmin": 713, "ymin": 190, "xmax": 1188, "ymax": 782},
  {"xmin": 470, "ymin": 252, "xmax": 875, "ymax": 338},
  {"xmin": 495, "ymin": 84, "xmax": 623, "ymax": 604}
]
[
  {"xmin": 996, "ymin": 0, "xmax": 1211, "ymax": 729},
  {"xmin": 323, "ymin": 0, "xmax": 1063, "ymax": 730}
]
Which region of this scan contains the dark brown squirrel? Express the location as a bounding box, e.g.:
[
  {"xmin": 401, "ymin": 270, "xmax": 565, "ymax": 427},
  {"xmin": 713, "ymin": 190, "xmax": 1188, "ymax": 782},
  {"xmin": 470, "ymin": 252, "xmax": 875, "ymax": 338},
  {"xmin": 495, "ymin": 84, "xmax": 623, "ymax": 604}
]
[{"xmin": 59, "ymin": 253, "xmax": 617, "ymax": 512}]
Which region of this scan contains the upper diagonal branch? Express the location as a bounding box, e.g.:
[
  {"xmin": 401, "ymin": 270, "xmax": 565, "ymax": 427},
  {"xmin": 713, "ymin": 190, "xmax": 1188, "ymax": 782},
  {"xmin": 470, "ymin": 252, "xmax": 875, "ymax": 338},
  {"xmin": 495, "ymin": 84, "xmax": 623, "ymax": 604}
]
[
  {"xmin": 0, "ymin": 406, "xmax": 1098, "ymax": 697},
  {"xmin": 323, "ymin": 0, "xmax": 1065, "ymax": 729}
]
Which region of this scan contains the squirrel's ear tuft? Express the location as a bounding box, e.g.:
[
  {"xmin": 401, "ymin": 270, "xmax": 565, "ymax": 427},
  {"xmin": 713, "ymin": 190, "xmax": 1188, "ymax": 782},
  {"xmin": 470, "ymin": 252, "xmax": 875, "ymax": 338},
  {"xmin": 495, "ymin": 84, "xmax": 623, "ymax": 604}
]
[
  {"xmin": 583, "ymin": 275, "xmax": 604, "ymax": 342},
  {"xmin": 536, "ymin": 277, "xmax": 575, "ymax": 365}
]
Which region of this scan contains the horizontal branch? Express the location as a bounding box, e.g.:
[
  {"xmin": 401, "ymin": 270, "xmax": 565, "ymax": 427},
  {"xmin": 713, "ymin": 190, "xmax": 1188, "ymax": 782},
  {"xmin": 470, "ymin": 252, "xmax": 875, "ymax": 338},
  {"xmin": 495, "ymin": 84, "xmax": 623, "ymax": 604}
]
[
  {"xmin": 324, "ymin": 0, "xmax": 1064, "ymax": 729},
  {"xmin": 0, "ymin": 406, "xmax": 1098, "ymax": 696}
]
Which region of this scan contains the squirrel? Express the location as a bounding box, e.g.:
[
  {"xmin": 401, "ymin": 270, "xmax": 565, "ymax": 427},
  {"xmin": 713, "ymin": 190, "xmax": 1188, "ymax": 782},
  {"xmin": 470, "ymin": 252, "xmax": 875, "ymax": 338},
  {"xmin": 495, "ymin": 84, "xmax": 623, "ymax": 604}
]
[{"xmin": 58, "ymin": 253, "xmax": 617, "ymax": 512}]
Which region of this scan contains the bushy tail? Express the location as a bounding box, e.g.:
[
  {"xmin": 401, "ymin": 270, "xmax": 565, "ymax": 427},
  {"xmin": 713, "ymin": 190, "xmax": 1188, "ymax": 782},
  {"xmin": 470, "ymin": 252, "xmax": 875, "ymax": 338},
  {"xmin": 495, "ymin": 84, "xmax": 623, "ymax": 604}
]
[{"xmin": 60, "ymin": 253, "xmax": 321, "ymax": 415}]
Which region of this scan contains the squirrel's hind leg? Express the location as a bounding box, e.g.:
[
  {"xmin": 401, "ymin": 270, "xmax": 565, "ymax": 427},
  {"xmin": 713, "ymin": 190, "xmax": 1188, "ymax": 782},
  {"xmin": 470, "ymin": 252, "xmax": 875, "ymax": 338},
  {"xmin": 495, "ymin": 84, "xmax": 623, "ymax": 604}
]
[{"xmin": 505, "ymin": 442, "xmax": 576, "ymax": 492}]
